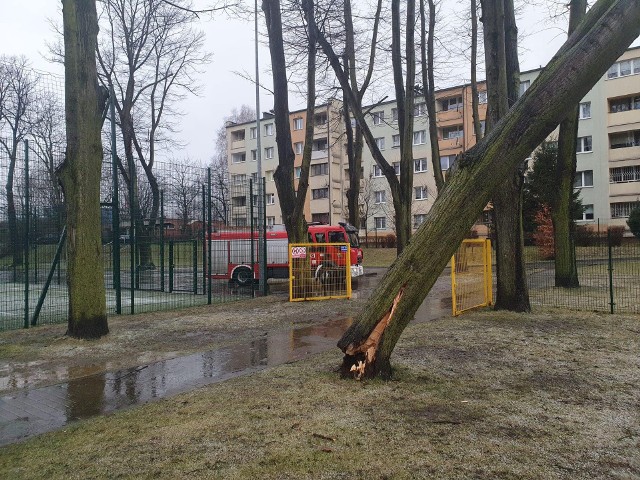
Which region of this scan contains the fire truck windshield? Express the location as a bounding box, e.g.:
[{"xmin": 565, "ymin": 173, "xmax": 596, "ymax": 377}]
[{"xmin": 346, "ymin": 231, "xmax": 360, "ymax": 248}]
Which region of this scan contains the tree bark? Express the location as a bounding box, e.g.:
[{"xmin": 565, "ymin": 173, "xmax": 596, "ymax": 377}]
[
  {"xmin": 552, "ymin": 0, "xmax": 587, "ymax": 288},
  {"xmin": 60, "ymin": 0, "xmax": 109, "ymax": 338},
  {"xmin": 470, "ymin": 0, "xmax": 483, "ymax": 140},
  {"xmin": 420, "ymin": 0, "xmax": 444, "ymax": 192},
  {"xmin": 338, "ymin": 0, "xmax": 640, "ymax": 379},
  {"xmin": 483, "ymin": 0, "xmax": 530, "ymax": 312}
]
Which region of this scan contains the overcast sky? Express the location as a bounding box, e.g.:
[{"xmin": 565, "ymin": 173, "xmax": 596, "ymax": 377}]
[{"xmin": 1, "ymin": 1, "xmax": 633, "ymax": 164}]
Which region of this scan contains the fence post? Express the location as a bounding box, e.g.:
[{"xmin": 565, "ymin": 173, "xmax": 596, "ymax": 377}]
[
  {"xmin": 207, "ymin": 168, "xmax": 212, "ymax": 304},
  {"xmin": 110, "ymin": 84, "xmax": 121, "ymax": 314},
  {"xmin": 160, "ymin": 190, "xmax": 165, "ymax": 292},
  {"xmin": 192, "ymin": 240, "xmax": 198, "ymax": 294},
  {"xmin": 201, "ymin": 184, "xmax": 206, "ymax": 295},
  {"xmin": 607, "ymin": 229, "xmax": 615, "ymax": 314},
  {"xmin": 250, "ymin": 179, "xmax": 255, "ymax": 298},
  {"xmin": 262, "ymin": 177, "xmax": 268, "ymax": 297},
  {"xmin": 33, "ymin": 207, "xmax": 38, "ymax": 284},
  {"xmin": 168, "ymin": 241, "xmax": 174, "ymax": 293},
  {"xmin": 23, "ymin": 140, "xmax": 30, "ymax": 329}
]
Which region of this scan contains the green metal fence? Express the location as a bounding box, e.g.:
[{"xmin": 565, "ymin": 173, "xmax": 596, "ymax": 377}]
[
  {"xmin": 525, "ymin": 229, "xmax": 640, "ymax": 314},
  {"xmin": 0, "ymin": 68, "xmax": 267, "ymax": 332}
]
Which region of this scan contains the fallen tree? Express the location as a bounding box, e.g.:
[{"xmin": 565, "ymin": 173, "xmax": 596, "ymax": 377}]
[{"xmin": 338, "ymin": 0, "xmax": 640, "ymax": 379}]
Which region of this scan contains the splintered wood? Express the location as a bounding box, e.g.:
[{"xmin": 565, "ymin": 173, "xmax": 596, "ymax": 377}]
[{"xmin": 347, "ymin": 287, "xmax": 405, "ymax": 379}]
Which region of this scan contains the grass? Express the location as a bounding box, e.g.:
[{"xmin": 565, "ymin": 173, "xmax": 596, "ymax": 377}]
[
  {"xmin": 361, "ymin": 247, "xmax": 397, "ymax": 267},
  {"xmin": 0, "ymin": 308, "xmax": 638, "ymax": 479}
]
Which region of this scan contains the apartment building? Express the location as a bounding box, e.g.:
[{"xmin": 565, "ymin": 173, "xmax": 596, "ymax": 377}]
[{"xmin": 225, "ymin": 47, "xmax": 640, "ymax": 234}]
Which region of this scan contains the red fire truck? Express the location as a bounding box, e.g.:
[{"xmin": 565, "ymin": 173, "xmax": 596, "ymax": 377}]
[{"xmin": 207, "ymin": 222, "xmax": 364, "ymax": 286}]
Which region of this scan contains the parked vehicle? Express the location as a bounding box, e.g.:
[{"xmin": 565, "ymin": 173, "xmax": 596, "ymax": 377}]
[{"xmin": 207, "ymin": 222, "xmax": 363, "ymax": 286}]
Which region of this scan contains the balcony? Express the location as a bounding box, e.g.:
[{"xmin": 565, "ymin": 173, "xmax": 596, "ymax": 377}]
[
  {"xmin": 607, "ymin": 110, "xmax": 640, "ymax": 130},
  {"xmin": 311, "ymin": 149, "xmax": 328, "ymax": 160},
  {"xmin": 609, "ymin": 181, "xmax": 640, "ymax": 197},
  {"xmin": 230, "ymin": 139, "xmax": 246, "ymax": 150},
  {"xmin": 609, "ymin": 144, "xmax": 640, "ymax": 162}
]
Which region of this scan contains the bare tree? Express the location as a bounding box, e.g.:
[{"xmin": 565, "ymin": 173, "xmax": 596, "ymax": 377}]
[
  {"xmin": 336, "ymin": 0, "xmax": 640, "ymax": 379},
  {"xmin": 96, "ymin": 0, "xmax": 210, "ymax": 266},
  {"xmin": 0, "ymin": 56, "xmax": 39, "ymax": 267},
  {"xmin": 170, "ymin": 158, "xmax": 201, "ymax": 234}
]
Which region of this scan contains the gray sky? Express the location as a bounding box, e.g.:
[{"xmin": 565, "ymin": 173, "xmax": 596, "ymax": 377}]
[{"xmin": 1, "ymin": 0, "xmax": 629, "ymax": 164}]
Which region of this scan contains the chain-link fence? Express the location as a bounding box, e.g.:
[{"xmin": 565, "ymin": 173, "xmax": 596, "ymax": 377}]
[{"xmin": 1, "ymin": 63, "xmax": 267, "ymax": 332}]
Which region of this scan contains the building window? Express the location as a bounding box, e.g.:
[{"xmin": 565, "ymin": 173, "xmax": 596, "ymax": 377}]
[
  {"xmin": 234, "ymin": 217, "xmax": 247, "ymax": 227},
  {"xmin": 610, "ymin": 95, "xmax": 640, "ymax": 113},
  {"xmin": 474, "ymin": 120, "xmax": 486, "ymax": 136},
  {"xmin": 374, "ymin": 217, "xmax": 387, "ymax": 230},
  {"xmin": 372, "ymin": 111, "xmax": 385, "ymax": 125},
  {"xmin": 415, "ymin": 185, "xmax": 428, "ymax": 200},
  {"xmin": 393, "ymin": 162, "xmax": 400, "ymax": 175},
  {"xmin": 610, "ymin": 165, "xmax": 640, "ymax": 183},
  {"xmin": 478, "ymin": 91, "xmax": 488, "ymax": 104},
  {"xmin": 413, "ymin": 130, "xmax": 427, "ymax": 145},
  {"xmin": 267, "ymin": 216, "xmax": 276, "ymax": 226},
  {"xmin": 232, "ymin": 196, "xmax": 247, "ymax": 207},
  {"xmin": 574, "ymin": 170, "xmax": 594, "ymax": 188},
  {"xmin": 611, "ymin": 201, "xmax": 637, "ymax": 218},
  {"xmin": 440, "ymin": 154, "xmax": 455, "ymax": 171},
  {"xmin": 313, "ymin": 137, "xmax": 328, "ymax": 151},
  {"xmin": 581, "ymin": 205, "xmax": 594, "ymax": 221},
  {"xmin": 373, "ymin": 165, "xmax": 383, "ymax": 177},
  {"xmin": 294, "ymin": 166, "xmax": 302, "ymax": 178},
  {"xmin": 519, "ymin": 80, "xmax": 531, "ymax": 96},
  {"xmin": 413, "ymin": 214, "xmax": 427, "ymax": 228},
  {"xmin": 607, "ymin": 57, "xmax": 640, "ymax": 79},
  {"xmin": 264, "ymin": 123, "xmax": 274, "ymax": 136},
  {"xmin": 231, "ymin": 129, "xmax": 245, "ymax": 141},
  {"xmin": 231, "ymin": 174, "xmax": 246, "ymax": 185},
  {"xmin": 442, "ymin": 125, "xmax": 464, "ymax": 140},
  {"xmin": 294, "ymin": 142, "xmax": 303, "ymax": 154},
  {"xmin": 312, "ymin": 212, "xmax": 330, "ymax": 224},
  {"xmin": 293, "ymin": 117, "xmax": 303, "ymax": 130},
  {"xmin": 312, "ymin": 188, "xmax": 329, "ymax": 200},
  {"xmin": 251, "ymin": 172, "xmax": 259, "ymax": 183},
  {"xmin": 266, "ymin": 170, "xmax": 274, "ymax": 182},
  {"xmin": 265, "ymin": 193, "xmax": 275, "ymax": 205},
  {"xmin": 414, "ymin": 158, "xmax": 428, "ymax": 173},
  {"xmin": 374, "ymin": 190, "xmax": 386, "ymax": 204},
  {"xmin": 610, "ymin": 129, "xmax": 640, "ymax": 149},
  {"xmin": 579, "ymin": 102, "xmax": 591, "ymax": 119},
  {"xmin": 441, "ymin": 96, "xmax": 463, "ymax": 112},
  {"xmin": 251, "ymin": 149, "xmax": 257, "ymax": 161},
  {"xmin": 375, "ymin": 137, "xmax": 385, "ymax": 151},
  {"xmin": 249, "ymin": 127, "xmax": 257, "ymax": 139},
  {"xmin": 414, "ymin": 102, "xmax": 427, "ymax": 116},
  {"xmin": 392, "ymin": 108, "xmax": 398, "ymax": 122},
  {"xmin": 576, "ymin": 136, "xmax": 593, "ymax": 153},
  {"xmin": 265, "ymin": 147, "xmax": 274, "ymax": 159},
  {"xmin": 314, "ymin": 113, "xmax": 327, "ymax": 126},
  {"xmin": 310, "ymin": 163, "xmax": 329, "ymax": 176},
  {"xmin": 231, "ymin": 152, "xmax": 246, "ymax": 163},
  {"xmin": 392, "ymin": 134, "xmax": 401, "ymax": 148}
]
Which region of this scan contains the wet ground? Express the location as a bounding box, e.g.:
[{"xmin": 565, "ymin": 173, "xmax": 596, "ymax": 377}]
[{"xmin": 0, "ymin": 269, "xmax": 453, "ymax": 446}]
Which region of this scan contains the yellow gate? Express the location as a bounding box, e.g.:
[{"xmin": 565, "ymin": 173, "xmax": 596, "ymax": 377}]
[
  {"xmin": 451, "ymin": 239, "xmax": 493, "ymax": 315},
  {"xmin": 289, "ymin": 243, "xmax": 352, "ymax": 301}
]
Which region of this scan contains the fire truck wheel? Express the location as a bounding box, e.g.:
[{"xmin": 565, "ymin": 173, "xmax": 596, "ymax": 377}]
[{"xmin": 232, "ymin": 266, "xmax": 253, "ymax": 287}]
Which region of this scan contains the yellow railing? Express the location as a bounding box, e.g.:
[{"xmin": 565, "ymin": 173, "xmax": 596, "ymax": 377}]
[
  {"xmin": 289, "ymin": 243, "xmax": 352, "ymax": 301},
  {"xmin": 451, "ymin": 239, "xmax": 493, "ymax": 315}
]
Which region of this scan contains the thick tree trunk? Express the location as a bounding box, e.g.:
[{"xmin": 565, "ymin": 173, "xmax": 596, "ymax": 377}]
[
  {"xmin": 553, "ymin": 0, "xmax": 587, "ymax": 288},
  {"xmin": 60, "ymin": 0, "xmax": 108, "ymax": 338},
  {"xmin": 338, "ymin": 0, "xmax": 640, "ymax": 379},
  {"xmin": 483, "ymin": 0, "xmax": 530, "ymax": 312},
  {"xmin": 470, "ymin": 0, "xmax": 483, "ymax": 140}
]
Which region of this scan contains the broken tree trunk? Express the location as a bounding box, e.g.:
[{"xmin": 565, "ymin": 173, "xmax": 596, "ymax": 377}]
[{"xmin": 337, "ymin": 0, "xmax": 640, "ymax": 379}]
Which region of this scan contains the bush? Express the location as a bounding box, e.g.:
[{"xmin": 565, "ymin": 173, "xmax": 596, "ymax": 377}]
[
  {"xmin": 532, "ymin": 205, "xmax": 554, "ymax": 260},
  {"xmin": 384, "ymin": 233, "xmax": 396, "ymax": 248},
  {"xmin": 628, "ymin": 206, "xmax": 640, "ymax": 239},
  {"xmin": 575, "ymin": 225, "xmax": 600, "ymax": 247},
  {"xmin": 608, "ymin": 226, "xmax": 625, "ymax": 246}
]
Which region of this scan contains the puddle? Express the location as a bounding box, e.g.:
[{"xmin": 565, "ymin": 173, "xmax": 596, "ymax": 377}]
[
  {"xmin": 0, "ymin": 271, "xmax": 453, "ymax": 446},
  {"xmin": 0, "ymin": 317, "xmax": 354, "ymax": 446}
]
